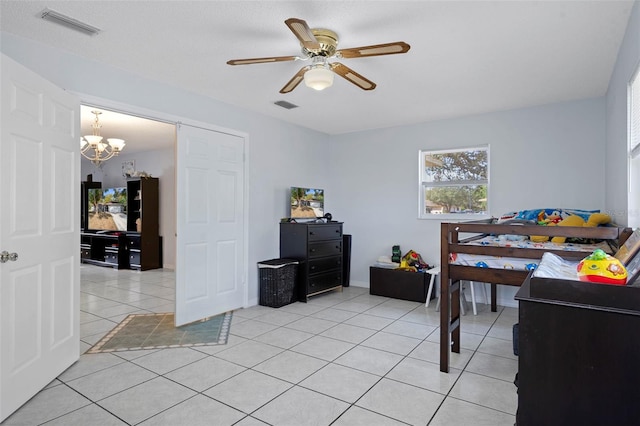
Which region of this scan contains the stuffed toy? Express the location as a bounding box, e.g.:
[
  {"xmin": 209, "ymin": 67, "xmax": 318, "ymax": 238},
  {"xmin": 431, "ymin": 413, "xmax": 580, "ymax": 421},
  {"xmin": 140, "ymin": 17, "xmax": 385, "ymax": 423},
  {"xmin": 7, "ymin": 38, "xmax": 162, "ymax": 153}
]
[
  {"xmin": 534, "ymin": 213, "xmax": 612, "ymax": 243},
  {"xmin": 530, "ymin": 211, "xmax": 563, "ymax": 242},
  {"xmin": 399, "ymin": 250, "xmax": 430, "ymax": 271}
]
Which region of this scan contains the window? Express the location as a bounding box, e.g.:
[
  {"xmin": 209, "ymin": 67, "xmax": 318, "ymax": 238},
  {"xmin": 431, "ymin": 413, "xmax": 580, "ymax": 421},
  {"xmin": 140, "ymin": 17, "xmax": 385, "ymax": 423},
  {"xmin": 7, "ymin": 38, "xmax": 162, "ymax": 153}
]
[
  {"xmin": 629, "ymin": 63, "xmax": 640, "ymax": 228},
  {"xmin": 418, "ymin": 146, "xmax": 489, "ymax": 219}
]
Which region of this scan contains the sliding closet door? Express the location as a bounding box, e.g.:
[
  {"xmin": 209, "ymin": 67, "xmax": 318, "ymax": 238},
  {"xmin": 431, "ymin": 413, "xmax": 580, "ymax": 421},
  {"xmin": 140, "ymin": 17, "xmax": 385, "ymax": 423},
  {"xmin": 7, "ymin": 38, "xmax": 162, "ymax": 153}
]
[{"xmin": 175, "ymin": 123, "xmax": 246, "ymax": 326}]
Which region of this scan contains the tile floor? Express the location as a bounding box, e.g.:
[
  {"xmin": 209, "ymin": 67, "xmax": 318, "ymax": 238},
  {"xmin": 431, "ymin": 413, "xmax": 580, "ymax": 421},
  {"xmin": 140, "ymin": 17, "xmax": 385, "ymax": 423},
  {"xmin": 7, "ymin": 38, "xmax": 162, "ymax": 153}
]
[{"xmin": 4, "ymin": 265, "xmax": 518, "ymax": 425}]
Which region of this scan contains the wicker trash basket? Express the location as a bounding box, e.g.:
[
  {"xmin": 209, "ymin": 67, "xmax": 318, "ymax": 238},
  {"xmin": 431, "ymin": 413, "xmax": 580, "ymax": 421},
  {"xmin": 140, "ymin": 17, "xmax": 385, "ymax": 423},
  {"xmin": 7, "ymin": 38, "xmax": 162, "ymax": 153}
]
[{"xmin": 258, "ymin": 259, "xmax": 299, "ymax": 308}]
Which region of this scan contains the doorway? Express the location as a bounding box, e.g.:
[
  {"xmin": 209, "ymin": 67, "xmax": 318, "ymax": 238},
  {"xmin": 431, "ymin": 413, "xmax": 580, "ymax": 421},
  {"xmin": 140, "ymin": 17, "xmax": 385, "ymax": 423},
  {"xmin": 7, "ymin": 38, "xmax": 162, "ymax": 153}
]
[
  {"xmin": 78, "ymin": 101, "xmax": 249, "ymax": 326},
  {"xmin": 80, "ymin": 105, "xmax": 177, "ymax": 270}
]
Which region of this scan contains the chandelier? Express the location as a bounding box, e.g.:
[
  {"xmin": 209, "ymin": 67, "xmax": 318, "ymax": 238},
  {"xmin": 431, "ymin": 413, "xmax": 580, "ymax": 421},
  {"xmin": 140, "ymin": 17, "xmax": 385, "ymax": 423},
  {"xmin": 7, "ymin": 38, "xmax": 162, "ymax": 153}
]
[{"xmin": 81, "ymin": 110, "xmax": 125, "ymax": 166}]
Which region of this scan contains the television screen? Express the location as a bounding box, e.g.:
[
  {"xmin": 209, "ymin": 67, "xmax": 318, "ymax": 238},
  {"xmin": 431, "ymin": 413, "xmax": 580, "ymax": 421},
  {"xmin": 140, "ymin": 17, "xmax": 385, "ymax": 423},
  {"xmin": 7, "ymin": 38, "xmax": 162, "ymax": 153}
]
[
  {"xmin": 87, "ymin": 187, "xmax": 128, "ymax": 231},
  {"xmin": 290, "ymin": 187, "xmax": 324, "ymax": 219}
]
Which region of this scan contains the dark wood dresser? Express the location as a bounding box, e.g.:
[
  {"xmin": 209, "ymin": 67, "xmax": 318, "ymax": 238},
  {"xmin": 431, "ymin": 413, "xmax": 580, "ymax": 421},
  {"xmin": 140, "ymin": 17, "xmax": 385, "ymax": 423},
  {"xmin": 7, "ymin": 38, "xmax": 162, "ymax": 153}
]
[
  {"xmin": 515, "ymin": 273, "xmax": 640, "ymax": 426},
  {"xmin": 280, "ymin": 222, "xmax": 344, "ymax": 302}
]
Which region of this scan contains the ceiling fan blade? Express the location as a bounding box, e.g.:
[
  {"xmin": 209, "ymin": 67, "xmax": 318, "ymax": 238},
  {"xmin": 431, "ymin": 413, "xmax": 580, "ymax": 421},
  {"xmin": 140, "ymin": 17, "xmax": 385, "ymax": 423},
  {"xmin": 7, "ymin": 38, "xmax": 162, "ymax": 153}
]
[
  {"xmin": 330, "ymin": 63, "xmax": 376, "ymax": 91},
  {"xmin": 285, "ymin": 18, "xmax": 321, "ymax": 51},
  {"xmin": 280, "ymin": 66, "xmax": 310, "ymax": 94},
  {"xmin": 337, "ymin": 41, "xmax": 410, "ymax": 59},
  {"xmin": 227, "ymin": 55, "xmax": 299, "ymax": 66}
]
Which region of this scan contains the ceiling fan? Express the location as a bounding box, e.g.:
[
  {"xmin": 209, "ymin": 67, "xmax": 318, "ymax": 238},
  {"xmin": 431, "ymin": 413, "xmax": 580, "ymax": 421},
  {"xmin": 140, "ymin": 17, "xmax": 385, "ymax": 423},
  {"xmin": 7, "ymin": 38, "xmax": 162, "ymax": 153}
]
[{"xmin": 227, "ymin": 18, "xmax": 410, "ymax": 94}]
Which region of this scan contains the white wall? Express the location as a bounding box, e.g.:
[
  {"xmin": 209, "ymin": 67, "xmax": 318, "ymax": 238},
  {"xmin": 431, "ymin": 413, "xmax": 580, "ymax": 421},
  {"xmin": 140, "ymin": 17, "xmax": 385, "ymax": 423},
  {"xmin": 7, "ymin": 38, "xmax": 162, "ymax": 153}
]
[
  {"xmin": 1, "ymin": 32, "xmax": 330, "ymax": 306},
  {"xmin": 605, "ymin": 1, "xmax": 640, "ymax": 227},
  {"xmin": 329, "ymin": 98, "xmax": 606, "ymax": 307},
  {"xmin": 4, "ymin": 11, "xmax": 636, "ymax": 309},
  {"xmin": 82, "ymin": 148, "xmax": 177, "ymax": 269}
]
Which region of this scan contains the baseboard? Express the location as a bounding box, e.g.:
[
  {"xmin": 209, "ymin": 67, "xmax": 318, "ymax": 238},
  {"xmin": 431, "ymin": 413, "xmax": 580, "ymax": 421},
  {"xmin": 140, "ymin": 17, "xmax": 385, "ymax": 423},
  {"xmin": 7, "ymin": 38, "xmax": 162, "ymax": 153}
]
[{"xmin": 350, "ymin": 280, "xmax": 369, "ymax": 288}]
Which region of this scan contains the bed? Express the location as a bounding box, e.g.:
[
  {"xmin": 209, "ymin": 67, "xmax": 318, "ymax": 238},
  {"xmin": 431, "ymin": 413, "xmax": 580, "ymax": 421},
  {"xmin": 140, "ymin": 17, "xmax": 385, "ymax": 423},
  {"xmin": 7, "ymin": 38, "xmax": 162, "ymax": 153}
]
[{"xmin": 439, "ymin": 218, "xmax": 633, "ymax": 373}]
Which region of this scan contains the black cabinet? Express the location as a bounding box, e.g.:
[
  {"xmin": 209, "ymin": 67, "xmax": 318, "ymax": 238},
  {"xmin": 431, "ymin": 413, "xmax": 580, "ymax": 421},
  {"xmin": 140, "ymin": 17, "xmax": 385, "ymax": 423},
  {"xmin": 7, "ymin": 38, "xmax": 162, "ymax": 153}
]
[
  {"xmin": 515, "ymin": 274, "xmax": 640, "ymax": 425},
  {"xmin": 127, "ymin": 178, "xmax": 161, "ymax": 270},
  {"xmin": 280, "ymin": 222, "xmax": 344, "ymax": 302},
  {"xmin": 369, "ymin": 267, "xmax": 430, "ymax": 302},
  {"xmin": 80, "ymin": 232, "xmax": 129, "ymax": 269}
]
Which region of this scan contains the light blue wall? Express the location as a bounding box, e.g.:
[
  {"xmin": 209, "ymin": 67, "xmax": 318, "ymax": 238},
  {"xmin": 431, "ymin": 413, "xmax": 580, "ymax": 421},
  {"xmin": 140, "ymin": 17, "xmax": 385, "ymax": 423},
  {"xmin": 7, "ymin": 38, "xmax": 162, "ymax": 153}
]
[
  {"xmin": 1, "ymin": 32, "xmax": 331, "ymax": 306},
  {"xmin": 3, "ymin": 5, "xmax": 637, "ymax": 308},
  {"xmin": 606, "ymin": 0, "xmax": 640, "ymax": 226},
  {"xmin": 328, "ymin": 98, "xmax": 606, "ymax": 305}
]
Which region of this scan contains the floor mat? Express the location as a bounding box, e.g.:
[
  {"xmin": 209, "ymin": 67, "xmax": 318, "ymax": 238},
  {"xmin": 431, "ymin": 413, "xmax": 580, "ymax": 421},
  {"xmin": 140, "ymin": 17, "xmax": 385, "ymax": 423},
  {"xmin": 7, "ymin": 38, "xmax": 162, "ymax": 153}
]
[{"xmin": 86, "ymin": 311, "xmax": 232, "ymax": 354}]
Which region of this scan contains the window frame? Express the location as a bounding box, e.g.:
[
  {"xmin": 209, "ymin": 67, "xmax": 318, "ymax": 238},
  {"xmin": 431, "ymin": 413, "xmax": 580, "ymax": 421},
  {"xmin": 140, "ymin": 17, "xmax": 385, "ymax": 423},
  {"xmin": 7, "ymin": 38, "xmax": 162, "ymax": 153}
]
[
  {"xmin": 628, "ymin": 61, "xmax": 640, "ymax": 228},
  {"xmin": 418, "ymin": 145, "xmax": 490, "ymax": 220}
]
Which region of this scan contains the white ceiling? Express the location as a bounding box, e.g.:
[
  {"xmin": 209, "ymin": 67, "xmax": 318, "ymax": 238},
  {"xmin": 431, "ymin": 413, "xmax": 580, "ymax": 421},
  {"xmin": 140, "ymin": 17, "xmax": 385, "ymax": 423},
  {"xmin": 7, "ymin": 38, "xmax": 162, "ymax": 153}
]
[{"xmin": 1, "ymin": 0, "xmax": 635, "ymax": 147}]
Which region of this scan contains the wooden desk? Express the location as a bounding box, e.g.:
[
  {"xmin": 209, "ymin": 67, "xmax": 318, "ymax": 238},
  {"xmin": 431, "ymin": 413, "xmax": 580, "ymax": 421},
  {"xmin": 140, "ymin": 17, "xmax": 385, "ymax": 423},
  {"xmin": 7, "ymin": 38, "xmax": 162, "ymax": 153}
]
[{"xmin": 515, "ymin": 274, "xmax": 640, "ymax": 426}]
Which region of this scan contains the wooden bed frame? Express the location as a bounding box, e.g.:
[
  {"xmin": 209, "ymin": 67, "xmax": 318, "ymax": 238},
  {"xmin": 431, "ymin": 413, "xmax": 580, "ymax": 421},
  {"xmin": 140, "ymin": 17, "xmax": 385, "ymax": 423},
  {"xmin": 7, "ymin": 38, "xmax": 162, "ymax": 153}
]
[{"xmin": 439, "ymin": 219, "xmax": 632, "ymax": 373}]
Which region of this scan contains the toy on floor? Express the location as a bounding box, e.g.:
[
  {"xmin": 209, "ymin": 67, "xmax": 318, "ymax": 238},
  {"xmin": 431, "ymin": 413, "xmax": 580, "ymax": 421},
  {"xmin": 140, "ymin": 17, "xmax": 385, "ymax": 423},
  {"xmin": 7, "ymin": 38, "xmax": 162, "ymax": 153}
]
[
  {"xmin": 398, "ymin": 250, "xmax": 430, "ymax": 272},
  {"xmin": 577, "ymin": 248, "xmax": 627, "ymax": 285}
]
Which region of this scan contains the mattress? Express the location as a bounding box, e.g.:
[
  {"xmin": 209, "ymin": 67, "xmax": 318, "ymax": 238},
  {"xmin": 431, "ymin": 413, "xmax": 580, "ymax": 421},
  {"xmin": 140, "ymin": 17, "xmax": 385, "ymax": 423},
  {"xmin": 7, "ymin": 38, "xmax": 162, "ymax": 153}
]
[{"xmin": 449, "ymin": 236, "xmax": 612, "ymax": 270}]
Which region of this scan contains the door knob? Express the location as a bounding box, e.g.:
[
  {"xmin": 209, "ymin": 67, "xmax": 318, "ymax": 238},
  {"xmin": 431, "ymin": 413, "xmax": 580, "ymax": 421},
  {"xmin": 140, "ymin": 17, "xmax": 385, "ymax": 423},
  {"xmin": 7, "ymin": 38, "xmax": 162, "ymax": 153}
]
[{"xmin": 0, "ymin": 251, "xmax": 18, "ymax": 263}]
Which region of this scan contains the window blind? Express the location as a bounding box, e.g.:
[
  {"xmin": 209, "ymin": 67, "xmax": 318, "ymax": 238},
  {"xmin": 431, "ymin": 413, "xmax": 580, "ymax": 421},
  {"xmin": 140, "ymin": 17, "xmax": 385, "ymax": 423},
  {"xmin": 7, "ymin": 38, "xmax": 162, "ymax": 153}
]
[{"xmin": 631, "ymin": 64, "xmax": 640, "ymax": 159}]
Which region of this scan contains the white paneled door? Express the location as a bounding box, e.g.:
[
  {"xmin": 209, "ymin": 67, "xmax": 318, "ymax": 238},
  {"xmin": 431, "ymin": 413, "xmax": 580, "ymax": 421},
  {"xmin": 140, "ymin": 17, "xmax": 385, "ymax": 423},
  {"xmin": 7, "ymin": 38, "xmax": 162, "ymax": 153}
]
[
  {"xmin": 175, "ymin": 124, "xmax": 246, "ymax": 326},
  {"xmin": 0, "ymin": 54, "xmax": 80, "ymax": 422}
]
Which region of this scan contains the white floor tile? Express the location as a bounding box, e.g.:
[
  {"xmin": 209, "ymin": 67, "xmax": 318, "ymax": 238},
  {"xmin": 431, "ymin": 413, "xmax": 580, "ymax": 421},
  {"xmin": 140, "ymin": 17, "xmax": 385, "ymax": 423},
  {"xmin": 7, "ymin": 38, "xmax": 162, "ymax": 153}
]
[
  {"xmin": 253, "ymin": 350, "xmax": 327, "ymax": 384},
  {"xmin": 319, "ymin": 323, "xmax": 376, "ymax": 344},
  {"xmin": 284, "ymin": 316, "xmax": 339, "ymax": 334},
  {"xmin": 344, "ymin": 313, "xmax": 395, "ymax": 330},
  {"xmin": 386, "ymin": 356, "xmax": 461, "ymax": 394},
  {"xmin": 7, "ymin": 265, "xmax": 523, "ymax": 426},
  {"xmin": 429, "ymin": 396, "xmax": 516, "ymax": 426},
  {"xmin": 253, "ymin": 327, "xmax": 314, "ymax": 349},
  {"xmin": 40, "ymin": 403, "xmax": 128, "ymax": 426},
  {"xmin": 356, "ymin": 378, "xmax": 445, "ymax": 425},
  {"xmin": 57, "ymin": 352, "xmax": 124, "ymax": 382},
  {"xmin": 2, "ymin": 385, "xmax": 92, "ymax": 425},
  {"xmin": 466, "ymin": 351, "xmax": 518, "ymax": 382},
  {"xmin": 65, "ymin": 361, "xmax": 157, "ymax": 401},
  {"xmin": 299, "ymin": 363, "xmax": 380, "ymax": 403},
  {"xmin": 333, "ymin": 345, "xmax": 403, "ymax": 376},
  {"xmin": 360, "ymin": 331, "xmax": 422, "ymax": 356},
  {"xmin": 290, "ymin": 335, "xmax": 355, "ymax": 361},
  {"xmin": 381, "ymin": 319, "xmax": 437, "ymax": 339},
  {"xmin": 331, "ymin": 406, "xmax": 407, "ymax": 426},
  {"xmin": 205, "ymin": 369, "xmax": 292, "ymax": 413},
  {"xmin": 131, "ymin": 347, "xmax": 207, "ymax": 375},
  {"xmin": 164, "ymin": 356, "xmax": 246, "ymax": 392},
  {"xmin": 449, "ymin": 371, "xmax": 518, "ymax": 415},
  {"xmin": 99, "ymin": 377, "xmax": 197, "ymax": 425},
  {"xmin": 253, "ymin": 386, "xmax": 349, "ymax": 426},
  {"xmin": 215, "ymin": 340, "xmax": 283, "ymax": 368},
  {"xmin": 138, "ymin": 394, "xmax": 245, "ymax": 426}
]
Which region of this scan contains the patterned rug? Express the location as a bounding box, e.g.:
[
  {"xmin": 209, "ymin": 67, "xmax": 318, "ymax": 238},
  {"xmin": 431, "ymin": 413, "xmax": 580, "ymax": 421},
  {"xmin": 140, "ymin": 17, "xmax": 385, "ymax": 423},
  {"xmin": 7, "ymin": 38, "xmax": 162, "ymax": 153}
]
[{"xmin": 86, "ymin": 311, "xmax": 232, "ymax": 354}]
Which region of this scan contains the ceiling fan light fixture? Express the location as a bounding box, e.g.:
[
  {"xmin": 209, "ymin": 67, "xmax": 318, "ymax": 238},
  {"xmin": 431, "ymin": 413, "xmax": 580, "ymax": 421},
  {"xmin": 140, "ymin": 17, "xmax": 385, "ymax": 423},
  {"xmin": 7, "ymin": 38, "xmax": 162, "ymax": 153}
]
[{"xmin": 304, "ymin": 64, "xmax": 334, "ymax": 91}]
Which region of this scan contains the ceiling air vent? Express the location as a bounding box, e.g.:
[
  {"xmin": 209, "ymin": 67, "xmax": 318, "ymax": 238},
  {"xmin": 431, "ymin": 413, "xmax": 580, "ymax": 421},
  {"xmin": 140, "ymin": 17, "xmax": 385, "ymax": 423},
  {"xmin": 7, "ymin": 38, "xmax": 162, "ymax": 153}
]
[
  {"xmin": 40, "ymin": 8, "xmax": 101, "ymax": 36},
  {"xmin": 274, "ymin": 100, "xmax": 299, "ymax": 110}
]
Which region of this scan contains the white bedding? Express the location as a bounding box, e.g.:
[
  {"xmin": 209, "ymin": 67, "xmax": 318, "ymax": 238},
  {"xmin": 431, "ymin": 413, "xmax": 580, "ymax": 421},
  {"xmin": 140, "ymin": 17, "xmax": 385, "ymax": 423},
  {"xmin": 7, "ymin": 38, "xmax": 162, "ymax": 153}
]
[{"xmin": 449, "ymin": 236, "xmax": 612, "ymax": 270}]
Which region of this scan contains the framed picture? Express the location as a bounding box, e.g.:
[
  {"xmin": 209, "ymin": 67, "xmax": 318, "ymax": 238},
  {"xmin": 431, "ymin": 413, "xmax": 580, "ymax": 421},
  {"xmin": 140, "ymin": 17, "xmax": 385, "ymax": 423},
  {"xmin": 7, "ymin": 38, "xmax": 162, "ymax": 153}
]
[
  {"xmin": 122, "ymin": 160, "xmax": 135, "ymax": 178},
  {"xmin": 615, "ymin": 228, "xmax": 640, "ymax": 265}
]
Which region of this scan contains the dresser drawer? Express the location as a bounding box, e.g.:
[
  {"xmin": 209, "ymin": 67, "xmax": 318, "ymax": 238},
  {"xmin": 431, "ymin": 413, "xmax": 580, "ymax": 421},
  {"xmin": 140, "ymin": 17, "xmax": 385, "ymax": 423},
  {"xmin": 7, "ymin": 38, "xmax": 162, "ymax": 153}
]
[
  {"xmin": 308, "ymin": 256, "xmax": 342, "ymax": 274},
  {"xmin": 308, "ymin": 240, "xmax": 342, "ymax": 258},
  {"xmin": 129, "ymin": 250, "xmax": 141, "ymax": 267},
  {"xmin": 308, "ymin": 270, "xmax": 343, "ymax": 294},
  {"xmin": 307, "ymin": 224, "xmax": 342, "ymax": 241}
]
